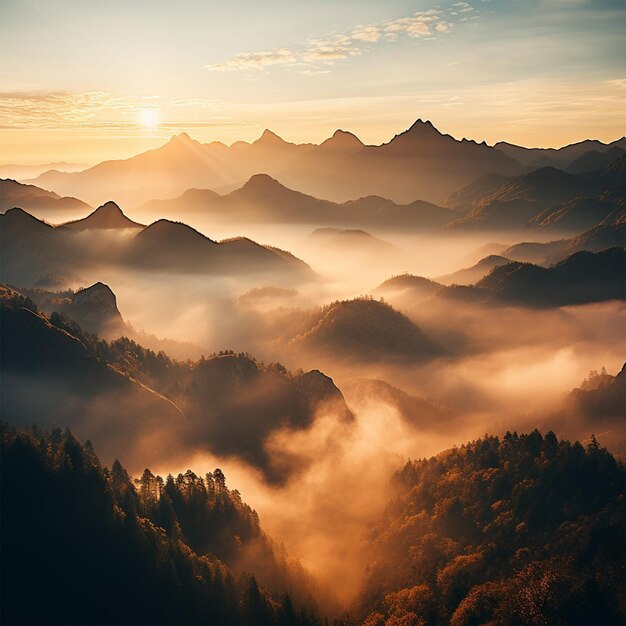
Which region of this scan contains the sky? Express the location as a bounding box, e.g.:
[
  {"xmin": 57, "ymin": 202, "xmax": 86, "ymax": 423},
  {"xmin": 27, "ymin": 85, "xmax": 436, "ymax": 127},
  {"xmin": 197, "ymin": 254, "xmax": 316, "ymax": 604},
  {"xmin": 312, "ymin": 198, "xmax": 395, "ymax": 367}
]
[{"xmin": 1, "ymin": 0, "xmax": 625, "ymax": 164}]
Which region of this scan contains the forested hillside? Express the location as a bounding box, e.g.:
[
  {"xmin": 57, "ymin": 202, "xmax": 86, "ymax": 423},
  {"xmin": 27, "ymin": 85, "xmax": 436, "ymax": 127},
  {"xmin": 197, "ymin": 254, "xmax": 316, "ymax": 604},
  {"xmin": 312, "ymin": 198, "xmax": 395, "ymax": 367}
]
[
  {"xmin": 358, "ymin": 431, "xmax": 625, "ymax": 626},
  {"xmin": 0, "ymin": 423, "xmax": 317, "ymax": 625}
]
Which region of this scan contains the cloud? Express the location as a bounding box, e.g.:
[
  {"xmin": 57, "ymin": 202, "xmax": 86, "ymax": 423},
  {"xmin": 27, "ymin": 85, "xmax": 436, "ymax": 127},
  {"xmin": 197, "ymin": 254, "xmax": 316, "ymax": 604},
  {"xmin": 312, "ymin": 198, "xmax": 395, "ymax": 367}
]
[
  {"xmin": 208, "ymin": 48, "xmax": 298, "ymax": 72},
  {"xmin": 0, "ymin": 91, "xmax": 233, "ymax": 131},
  {"xmin": 205, "ymin": 5, "xmax": 470, "ymax": 73}
]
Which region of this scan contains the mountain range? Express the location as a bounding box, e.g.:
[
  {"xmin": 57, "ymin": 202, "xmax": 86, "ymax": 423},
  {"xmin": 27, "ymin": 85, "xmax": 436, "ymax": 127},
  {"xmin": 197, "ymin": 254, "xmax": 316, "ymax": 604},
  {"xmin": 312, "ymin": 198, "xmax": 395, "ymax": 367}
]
[
  {"xmin": 24, "ymin": 121, "xmax": 625, "ymax": 212},
  {"xmin": 0, "ymin": 204, "xmax": 315, "ymax": 288},
  {"xmin": 445, "ymin": 155, "xmax": 625, "ymax": 231},
  {"xmin": 137, "ymin": 173, "xmax": 457, "ymax": 231}
]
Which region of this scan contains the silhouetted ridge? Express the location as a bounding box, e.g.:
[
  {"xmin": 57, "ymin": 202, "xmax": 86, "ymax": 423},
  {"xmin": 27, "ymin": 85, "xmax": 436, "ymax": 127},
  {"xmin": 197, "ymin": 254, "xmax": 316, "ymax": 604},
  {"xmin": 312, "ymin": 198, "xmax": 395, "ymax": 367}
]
[{"xmin": 64, "ymin": 200, "xmax": 144, "ymax": 229}]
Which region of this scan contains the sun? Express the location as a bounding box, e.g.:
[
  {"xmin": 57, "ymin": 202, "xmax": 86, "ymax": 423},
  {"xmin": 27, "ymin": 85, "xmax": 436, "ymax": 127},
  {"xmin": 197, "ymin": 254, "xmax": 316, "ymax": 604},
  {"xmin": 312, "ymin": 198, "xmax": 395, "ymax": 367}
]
[{"xmin": 138, "ymin": 108, "xmax": 159, "ymax": 128}]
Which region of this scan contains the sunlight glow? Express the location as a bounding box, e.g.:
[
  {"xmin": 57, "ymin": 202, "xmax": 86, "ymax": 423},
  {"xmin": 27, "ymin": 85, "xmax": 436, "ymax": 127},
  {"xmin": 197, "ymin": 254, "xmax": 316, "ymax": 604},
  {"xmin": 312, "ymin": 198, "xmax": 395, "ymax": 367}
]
[{"xmin": 138, "ymin": 108, "xmax": 159, "ymax": 129}]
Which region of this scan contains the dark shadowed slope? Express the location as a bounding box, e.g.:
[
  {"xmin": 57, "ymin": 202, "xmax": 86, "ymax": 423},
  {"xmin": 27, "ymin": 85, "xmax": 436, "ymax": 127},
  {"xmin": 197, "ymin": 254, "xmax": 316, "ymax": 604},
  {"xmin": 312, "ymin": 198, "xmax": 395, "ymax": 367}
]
[
  {"xmin": 474, "ymin": 247, "xmax": 625, "ymax": 307},
  {"xmin": 290, "ymin": 297, "xmax": 441, "ymax": 362},
  {"xmin": 1, "ymin": 424, "xmax": 318, "ymax": 625},
  {"xmin": 0, "ymin": 208, "xmax": 82, "ymax": 288},
  {"xmin": 0, "ymin": 286, "xmax": 183, "ymax": 463},
  {"xmin": 0, "ymin": 178, "xmax": 92, "ymax": 215},
  {"xmin": 63, "ymin": 201, "xmax": 144, "ymax": 229},
  {"xmin": 563, "ymin": 364, "xmax": 626, "ymax": 423}
]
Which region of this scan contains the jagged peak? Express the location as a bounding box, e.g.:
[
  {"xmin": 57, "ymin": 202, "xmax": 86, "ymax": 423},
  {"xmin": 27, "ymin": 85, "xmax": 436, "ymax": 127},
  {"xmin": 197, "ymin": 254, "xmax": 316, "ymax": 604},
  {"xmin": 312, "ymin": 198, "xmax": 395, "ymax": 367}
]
[
  {"xmin": 407, "ymin": 118, "xmax": 439, "ymax": 133},
  {"xmin": 74, "ymin": 281, "xmax": 116, "ymax": 299},
  {"xmin": 254, "ymin": 129, "xmax": 287, "ymax": 145},
  {"xmin": 168, "ymin": 132, "xmax": 198, "ymax": 146}
]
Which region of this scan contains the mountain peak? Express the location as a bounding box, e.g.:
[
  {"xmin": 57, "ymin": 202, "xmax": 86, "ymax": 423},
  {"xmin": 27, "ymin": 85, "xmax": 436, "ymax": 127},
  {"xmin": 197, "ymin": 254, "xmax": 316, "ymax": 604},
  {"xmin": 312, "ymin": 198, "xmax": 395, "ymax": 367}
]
[
  {"xmin": 63, "ymin": 201, "xmax": 144, "ymax": 230},
  {"xmin": 407, "ymin": 118, "xmax": 439, "ymax": 134},
  {"xmin": 321, "ymin": 129, "xmax": 364, "ymax": 150},
  {"xmin": 168, "ymin": 132, "xmax": 197, "ymax": 146},
  {"xmin": 254, "ymin": 129, "xmax": 287, "ymax": 146},
  {"xmin": 242, "ymin": 173, "xmax": 286, "ymax": 191},
  {"xmin": 96, "ymin": 200, "xmax": 124, "ymax": 215}
]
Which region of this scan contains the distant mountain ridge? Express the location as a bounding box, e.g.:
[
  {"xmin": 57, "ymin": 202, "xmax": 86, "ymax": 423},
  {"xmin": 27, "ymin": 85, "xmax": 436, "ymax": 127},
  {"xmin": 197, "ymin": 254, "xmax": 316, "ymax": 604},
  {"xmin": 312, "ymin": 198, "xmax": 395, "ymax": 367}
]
[
  {"xmin": 27, "ymin": 119, "xmax": 523, "ymax": 206},
  {"xmin": 445, "ymin": 155, "xmax": 625, "ymax": 231},
  {"xmin": 138, "ymin": 173, "xmax": 457, "ymax": 231},
  {"xmin": 1, "ymin": 178, "xmax": 92, "ymax": 215},
  {"xmin": 0, "ymin": 206, "xmax": 315, "ymax": 288}
]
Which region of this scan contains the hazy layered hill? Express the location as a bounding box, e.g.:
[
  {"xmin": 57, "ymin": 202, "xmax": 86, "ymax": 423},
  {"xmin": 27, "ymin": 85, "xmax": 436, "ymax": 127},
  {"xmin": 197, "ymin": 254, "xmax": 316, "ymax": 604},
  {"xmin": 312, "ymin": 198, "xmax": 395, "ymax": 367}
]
[
  {"xmin": 473, "ymin": 247, "xmax": 625, "ymax": 307},
  {"xmin": 376, "ymin": 247, "xmax": 626, "ymax": 309},
  {"xmin": 503, "ymin": 222, "xmax": 626, "ymax": 264},
  {"xmin": 0, "ymin": 178, "xmax": 92, "ymax": 215},
  {"xmin": 446, "ymin": 155, "xmax": 625, "ymax": 231},
  {"xmin": 63, "ymin": 200, "xmax": 144, "ymax": 230},
  {"xmin": 566, "ymin": 145, "xmax": 626, "ymax": 173},
  {"xmin": 0, "ymin": 206, "xmax": 315, "ymax": 288},
  {"xmin": 126, "ymin": 218, "xmax": 314, "ymax": 278},
  {"xmin": 346, "ymin": 378, "xmax": 446, "ymax": 429},
  {"xmin": 309, "ymin": 228, "xmax": 397, "ymax": 256},
  {"xmin": 436, "ymin": 254, "xmax": 511, "ymax": 286},
  {"xmin": 138, "ymin": 173, "xmax": 457, "ymax": 231},
  {"xmin": 374, "ymin": 275, "xmax": 443, "ymax": 308},
  {"xmin": 29, "ymin": 119, "xmax": 522, "ymax": 207},
  {"xmin": 290, "ymin": 297, "xmax": 442, "ymax": 362},
  {"xmin": 495, "ymin": 135, "xmax": 626, "ymax": 168}
]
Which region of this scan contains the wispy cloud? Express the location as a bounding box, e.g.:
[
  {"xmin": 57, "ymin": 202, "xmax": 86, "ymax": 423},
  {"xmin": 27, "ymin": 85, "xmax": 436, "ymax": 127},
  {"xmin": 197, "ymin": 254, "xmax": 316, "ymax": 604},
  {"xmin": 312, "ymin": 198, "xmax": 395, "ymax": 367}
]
[
  {"xmin": 0, "ymin": 91, "xmax": 231, "ymax": 130},
  {"xmin": 206, "ymin": 6, "xmax": 468, "ymax": 73}
]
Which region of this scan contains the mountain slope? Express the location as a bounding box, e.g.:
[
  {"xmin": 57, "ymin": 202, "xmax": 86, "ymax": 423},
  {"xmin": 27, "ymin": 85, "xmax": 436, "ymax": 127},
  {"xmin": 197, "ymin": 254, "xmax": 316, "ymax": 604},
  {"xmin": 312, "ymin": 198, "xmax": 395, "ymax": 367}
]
[
  {"xmin": 503, "ymin": 222, "xmax": 626, "ymax": 264},
  {"xmin": 0, "ymin": 286, "xmax": 183, "ymax": 462},
  {"xmin": 359, "ymin": 431, "xmax": 625, "ymax": 626},
  {"xmin": 1, "ymin": 424, "xmax": 316, "ymax": 625},
  {"xmin": 447, "ymin": 156, "xmax": 625, "ymax": 231},
  {"xmin": 437, "ymin": 255, "xmax": 512, "ymax": 286},
  {"xmin": 0, "ymin": 178, "xmax": 92, "ymax": 215}
]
